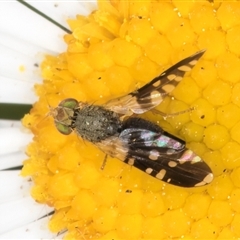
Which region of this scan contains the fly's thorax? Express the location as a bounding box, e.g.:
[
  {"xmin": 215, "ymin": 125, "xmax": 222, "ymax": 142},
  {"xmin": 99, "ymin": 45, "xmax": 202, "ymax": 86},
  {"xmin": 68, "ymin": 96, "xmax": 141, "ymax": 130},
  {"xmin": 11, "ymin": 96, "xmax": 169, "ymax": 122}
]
[{"xmin": 75, "ymin": 104, "xmax": 122, "ymax": 143}]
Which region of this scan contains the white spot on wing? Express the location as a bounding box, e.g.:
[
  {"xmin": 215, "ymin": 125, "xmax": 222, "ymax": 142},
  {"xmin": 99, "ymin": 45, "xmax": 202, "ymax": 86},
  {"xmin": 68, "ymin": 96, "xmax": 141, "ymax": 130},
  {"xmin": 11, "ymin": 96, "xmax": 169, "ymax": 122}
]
[
  {"xmin": 174, "ymin": 76, "xmax": 183, "ymax": 82},
  {"xmin": 167, "ymin": 74, "xmax": 176, "ymax": 81},
  {"xmin": 191, "ymin": 155, "xmax": 201, "ymax": 164},
  {"xmin": 128, "ymin": 158, "xmax": 135, "ymax": 166},
  {"xmin": 194, "ymin": 173, "xmax": 214, "ymax": 187},
  {"xmin": 152, "ymin": 80, "xmax": 161, "ymax": 87},
  {"xmin": 162, "ymin": 84, "xmax": 175, "ymax": 93},
  {"xmin": 149, "ymin": 150, "xmax": 160, "ymax": 160},
  {"xmin": 168, "ymin": 161, "xmax": 177, "ymax": 167},
  {"xmin": 145, "ymin": 168, "xmax": 153, "ymax": 174},
  {"xmin": 189, "ymin": 59, "xmax": 198, "ymax": 66},
  {"xmin": 178, "ymin": 65, "xmax": 192, "ymax": 72},
  {"xmin": 156, "ymin": 169, "xmax": 166, "ymax": 179}
]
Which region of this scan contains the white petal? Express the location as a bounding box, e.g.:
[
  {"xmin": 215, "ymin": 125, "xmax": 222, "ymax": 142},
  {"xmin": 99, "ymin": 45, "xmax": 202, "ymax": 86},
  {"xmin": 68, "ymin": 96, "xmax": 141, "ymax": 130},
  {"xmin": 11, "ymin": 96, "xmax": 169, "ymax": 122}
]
[
  {"xmin": 0, "ymin": 171, "xmax": 32, "ymax": 203},
  {"xmin": 0, "ymin": 76, "xmax": 37, "ymax": 104},
  {"xmin": 0, "ymin": 1, "xmax": 97, "ymax": 53},
  {"xmin": 0, "ymin": 152, "xmax": 27, "ymax": 170},
  {"xmin": 0, "ymin": 30, "xmax": 48, "ymax": 104},
  {"xmin": 0, "ymin": 2, "xmax": 66, "ymax": 52},
  {"xmin": 0, "ymin": 128, "xmax": 32, "ymax": 155},
  {"xmin": 0, "ymin": 167, "xmax": 56, "ymax": 240},
  {"xmin": 30, "ymin": 1, "xmax": 97, "ymax": 28},
  {"xmin": 0, "ymin": 195, "xmax": 53, "ymax": 234},
  {"xmin": 0, "ymin": 120, "xmax": 22, "ymax": 128},
  {"xmin": 0, "ymin": 216, "xmax": 65, "ymax": 239},
  {"xmin": 0, "ymin": 1, "xmax": 97, "ymax": 105}
]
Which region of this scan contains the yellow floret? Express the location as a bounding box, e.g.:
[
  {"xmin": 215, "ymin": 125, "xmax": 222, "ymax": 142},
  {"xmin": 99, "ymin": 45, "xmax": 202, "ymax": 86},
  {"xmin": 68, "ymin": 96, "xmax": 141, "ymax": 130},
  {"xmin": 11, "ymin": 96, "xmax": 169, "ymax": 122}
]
[
  {"xmin": 162, "ymin": 185, "xmax": 189, "ymax": 210},
  {"xmin": 221, "ymin": 141, "xmax": 240, "ymax": 169},
  {"xmin": 70, "ymin": 190, "xmax": 96, "ymax": 220},
  {"xmin": 127, "ymin": 18, "xmax": 157, "ymax": 47},
  {"xmin": 191, "ymin": 59, "xmax": 217, "ymax": 89},
  {"xmin": 229, "ymin": 188, "xmax": 240, "ymax": 213},
  {"xmin": 217, "ymin": 2, "xmax": 240, "ymax": 30},
  {"xmin": 130, "ymin": 55, "xmax": 158, "ymax": 82},
  {"xmin": 162, "ymin": 209, "xmax": 190, "ymax": 238},
  {"xmin": 232, "ymin": 83, "xmax": 240, "ymax": 107},
  {"xmin": 231, "ymin": 213, "xmax": 240, "ymax": 237},
  {"xmin": 226, "ymin": 25, "xmax": 240, "ymax": 55},
  {"xmin": 48, "ymin": 172, "xmax": 79, "ymax": 201},
  {"xmin": 231, "ymin": 122, "xmax": 240, "ymax": 144},
  {"xmin": 216, "ymin": 52, "xmax": 240, "ymax": 83},
  {"xmin": 203, "ymin": 124, "xmax": 230, "ymax": 150},
  {"xmin": 208, "ymin": 200, "xmax": 233, "ymax": 227},
  {"xmin": 180, "ymin": 122, "xmax": 204, "ymax": 142},
  {"xmin": 217, "ymin": 103, "xmax": 240, "ymax": 129},
  {"xmin": 202, "ymin": 150, "xmax": 225, "ymax": 177},
  {"xmin": 207, "ymin": 174, "xmax": 234, "ymax": 200},
  {"xmin": 110, "ymin": 38, "xmax": 142, "ymax": 67},
  {"xmin": 150, "ymin": 2, "xmax": 178, "ymax": 33},
  {"xmin": 88, "ymin": 42, "xmax": 114, "ymax": 71},
  {"xmin": 21, "ymin": 0, "xmax": 240, "ymax": 239},
  {"xmin": 190, "ymin": 217, "xmax": 219, "ymax": 239},
  {"xmin": 128, "ymin": 1, "xmax": 151, "ymax": 18},
  {"xmin": 92, "ymin": 206, "xmax": 118, "ymax": 233},
  {"xmin": 183, "ymin": 193, "xmax": 211, "ymax": 220},
  {"xmin": 166, "ymin": 18, "xmax": 196, "ymax": 48},
  {"xmin": 203, "ymin": 80, "xmax": 231, "ymax": 106},
  {"xmin": 197, "ymin": 30, "xmax": 225, "ymax": 59},
  {"xmin": 230, "ymin": 167, "xmax": 240, "ymax": 188},
  {"xmin": 92, "ymin": 177, "xmax": 120, "ymax": 206},
  {"xmin": 217, "ymin": 227, "xmax": 236, "ymax": 239},
  {"xmin": 173, "ymin": 77, "xmax": 201, "ymax": 105},
  {"xmin": 144, "ymin": 34, "xmax": 172, "ymax": 66},
  {"xmin": 190, "ymin": 98, "xmax": 216, "ymax": 127},
  {"xmin": 142, "ymin": 216, "xmax": 164, "ymax": 239},
  {"xmin": 117, "ymin": 189, "xmax": 143, "ymax": 214},
  {"xmin": 116, "ymin": 214, "xmax": 143, "ymax": 239},
  {"xmin": 189, "ymin": 3, "xmax": 220, "ymax": 34},
  {"xmin": 67, "ymin": 53, "xmax": 93, "ymax": 80},
  {"xmin": 141, "ymin": 192, "xmax": 165, "ymax": 217}
]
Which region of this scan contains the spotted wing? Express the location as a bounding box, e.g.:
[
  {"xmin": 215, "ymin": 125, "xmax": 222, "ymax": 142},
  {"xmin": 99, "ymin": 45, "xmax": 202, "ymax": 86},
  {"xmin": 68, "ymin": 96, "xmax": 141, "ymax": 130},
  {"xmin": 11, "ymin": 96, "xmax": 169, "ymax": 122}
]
[
  {"xmin": 96, "ymin": 119, "xmax": 213, "ymax": 187},
  {"xmin": 105, "ymin": 50, "xmax": 205, "ymax": 115},
  {"xmin": 120, "ymin": 128, "xmax": 213, "ymax": 187}
]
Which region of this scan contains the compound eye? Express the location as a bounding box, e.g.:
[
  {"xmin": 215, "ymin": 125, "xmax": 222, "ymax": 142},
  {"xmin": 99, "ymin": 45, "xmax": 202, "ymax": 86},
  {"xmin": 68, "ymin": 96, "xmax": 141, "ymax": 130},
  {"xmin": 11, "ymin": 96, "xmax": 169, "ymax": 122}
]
[
  {"xmin": 55, "ymin": 122, "xmax": 72, "ymax": 135},
  {"xmin": 59, "ymin": 98, "xmax": 78, "ymax": 109}
]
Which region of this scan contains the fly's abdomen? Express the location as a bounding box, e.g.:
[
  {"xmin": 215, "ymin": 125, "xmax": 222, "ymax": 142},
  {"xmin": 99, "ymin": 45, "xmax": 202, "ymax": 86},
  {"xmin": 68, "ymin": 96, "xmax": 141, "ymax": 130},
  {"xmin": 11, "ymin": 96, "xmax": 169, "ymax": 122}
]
[{"xmin": 75, "ymin": 104, "xmax": 122, "ymax": 143}]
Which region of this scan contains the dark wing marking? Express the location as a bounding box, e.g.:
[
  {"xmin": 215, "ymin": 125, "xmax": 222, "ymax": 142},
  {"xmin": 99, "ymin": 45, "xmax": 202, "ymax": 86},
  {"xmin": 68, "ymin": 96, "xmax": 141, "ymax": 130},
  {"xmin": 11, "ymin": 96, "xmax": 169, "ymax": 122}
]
[
  {"xmin": 96, "ymin": 126, "xmax": 213, "ymax": 187},
  {"xmin": 125, "ymin": 146, "xmax": 213, "ymax": 188},
  {"xmin": 105, "ymin": 49, "xmax": 205, "ymax": 115}
]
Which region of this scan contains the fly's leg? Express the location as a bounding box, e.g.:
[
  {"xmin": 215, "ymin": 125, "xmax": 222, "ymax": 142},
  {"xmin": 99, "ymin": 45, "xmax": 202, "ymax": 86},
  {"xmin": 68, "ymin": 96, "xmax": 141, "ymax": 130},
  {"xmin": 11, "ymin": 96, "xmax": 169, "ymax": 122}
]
[
  {"xmin": 151, "ymin": 107, "xmax": 194, "ymax": 120},
  {"xmin": 100, "ymin": 154, "xmax": 108, "ymax": 170}
]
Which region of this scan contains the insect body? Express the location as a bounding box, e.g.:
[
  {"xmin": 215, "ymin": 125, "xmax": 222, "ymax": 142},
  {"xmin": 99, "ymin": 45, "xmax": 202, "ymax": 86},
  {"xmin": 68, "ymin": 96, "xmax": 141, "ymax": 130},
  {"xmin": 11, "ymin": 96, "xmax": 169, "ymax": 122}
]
[{"xmin": 52, "ymin": 49, "xmax": 213, "ymax": 187}]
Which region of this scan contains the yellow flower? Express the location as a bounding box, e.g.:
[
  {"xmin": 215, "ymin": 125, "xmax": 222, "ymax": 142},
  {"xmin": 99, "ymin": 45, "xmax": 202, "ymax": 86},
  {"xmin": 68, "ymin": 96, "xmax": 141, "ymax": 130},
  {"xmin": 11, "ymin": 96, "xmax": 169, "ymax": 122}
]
[{"xmin": 21, "ymin": 0, "xmax": 240, "ymax": 239}]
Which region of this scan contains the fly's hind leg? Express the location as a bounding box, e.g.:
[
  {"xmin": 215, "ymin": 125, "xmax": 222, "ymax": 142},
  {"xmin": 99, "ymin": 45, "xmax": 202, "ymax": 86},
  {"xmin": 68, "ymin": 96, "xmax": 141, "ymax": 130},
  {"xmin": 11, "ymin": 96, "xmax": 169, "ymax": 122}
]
[
  {"xmin": 151, "ymin": 107, "xmax": 195, "ymax": 120},
  {"xmin": 100, "ymin": 154, "xmax": 108, "ymax": 170}
]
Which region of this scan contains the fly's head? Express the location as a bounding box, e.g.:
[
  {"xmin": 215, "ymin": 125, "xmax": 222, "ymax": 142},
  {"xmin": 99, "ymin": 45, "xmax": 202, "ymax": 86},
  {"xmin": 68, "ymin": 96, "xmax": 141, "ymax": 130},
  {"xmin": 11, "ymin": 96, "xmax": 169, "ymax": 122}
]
[{"xmin": 50, "ymin": 98, "xmax": 79, "ymax": 135}]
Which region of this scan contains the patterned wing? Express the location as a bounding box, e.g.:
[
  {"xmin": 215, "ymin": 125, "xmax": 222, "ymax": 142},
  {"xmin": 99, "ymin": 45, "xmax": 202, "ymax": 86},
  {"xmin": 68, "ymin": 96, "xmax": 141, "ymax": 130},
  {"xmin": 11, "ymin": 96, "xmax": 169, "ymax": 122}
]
[
  {"xmin": 96, "ymin": 118, "xmax": 213, "ymax": 187},
  {"xmin": 105, "ymin": 49, "xmax": 205, "ymax": 115}
]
